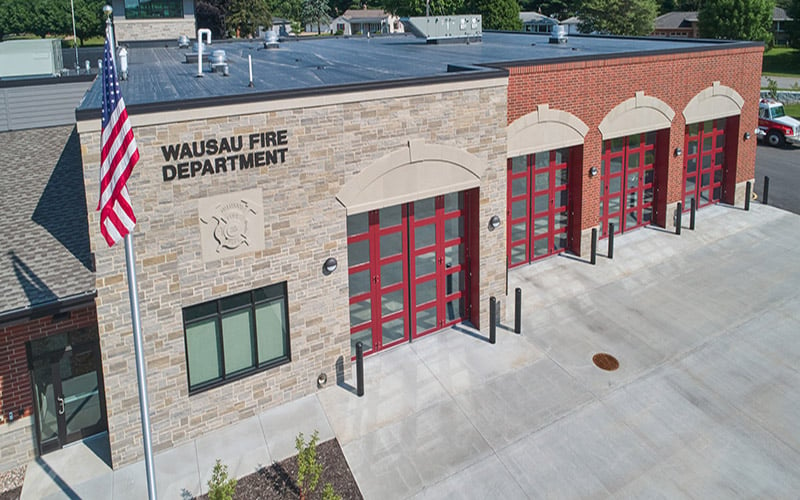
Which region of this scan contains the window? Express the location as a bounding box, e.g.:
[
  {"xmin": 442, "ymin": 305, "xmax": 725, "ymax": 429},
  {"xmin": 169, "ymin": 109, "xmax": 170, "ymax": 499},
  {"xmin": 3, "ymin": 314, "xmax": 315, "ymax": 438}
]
[
  {"xmin": 124, "ymin": 0, "xmax": 183, "ymax": 19},
  {"xmin": 183, "ymin": 282, "xmax": 290, "ymax": 393}
]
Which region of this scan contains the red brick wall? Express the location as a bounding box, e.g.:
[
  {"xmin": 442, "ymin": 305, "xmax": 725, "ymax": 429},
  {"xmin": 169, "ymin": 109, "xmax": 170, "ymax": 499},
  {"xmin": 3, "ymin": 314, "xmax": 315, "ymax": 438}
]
[
  {"xmin": 506, "ymin": 45, "xmax": 763, "ymax": 235},
  {"xmin": 0, "ymin": 304, "xmax": 97, "ymax": 426}
]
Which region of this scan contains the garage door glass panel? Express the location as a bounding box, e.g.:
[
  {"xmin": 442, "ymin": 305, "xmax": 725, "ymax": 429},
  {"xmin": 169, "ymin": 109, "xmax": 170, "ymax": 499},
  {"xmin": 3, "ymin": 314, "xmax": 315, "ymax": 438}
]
[
  {"xmin": 534, "ymin": 216, "xmax": 548, "ymax": 235},
  {"xmin": 512, "ymin": 200, "xmax": 527, "ymax": 219},
  {"xmin": 382, "ymin": 318, "xmax": 405, "ymax": 346},
  {"xmin": 416, "ymin": 281, "xmax": 436, "ymax": 305},
  {"xmin": 416, "ymin": 308, "xmax": 437, "ymax": 334},
  {"xmin": 512, "ymin": 178, "xmax": 527, "ymax": 196},
  {"xmin": 351, "ymin": 328, "xmax": 371, "ymax": 357},
  {"xmin": 380, "ymin": 233, "xmax": 402, "ymax": 258},
  {"xmin": 380, "ymin": 206, "xmax": 401, "ymax": 228},
  {"xmin": 684, "ymin": 119, "xmax": 726, "ymax": 209},
  {"xmin": 350, "ymin": 300, "xmax": 371, "ymax": 326},
  {"xmin": 347, "ymin": 213, "xmax": 368, "ymax": 236},
  {"xmin": 444, "ymin": 192, "xmax": 462, "ymax": 212},
  {"xmin": 348, "ymin": 240, "xmax": 369, "ymax": 266},
  {"xmin": 349, "ymin": 270, "xmax": 370, "ymax": 297},
  {"xmin": 534, "ymin": 238, "xmax": 548, "ymax": 257},
  {"xmin": 445, "ymin": 218, "xmax": 463, "ymax": 241},
  {"xmin": 534, "ymin": 195, "xmax": 549, "ymax": 213},
  {"xmin": 535, "ymin": 172, "xmax": 549, "ymax": 191},
  {"xmin": 415, "ymin": 252, "xmax": 436, "ymax": 277},
  {"xmin": 415, "ymin": 198, "xmax": 436, "ymax": 220},
  {"xmin": 511, "ymin": 156, "xmax": 527, "ymax": 174},
  {"xmin": 381, "ymin": 290, "xmax": 404, "ymax": 316},
  {"xmin": 445, "ymin": 244, "xmax": 464, "ymax": 266},
  {"xmin": 446, "ymin": 298, "xmax": 462, "ymax": 321},
  {"xmin": 381, "ymin": 261, "xmax": 403, "ymax": 286},
  {"xmin": 415, "ymin": 224, "xmax": 435, "ymax": 249}
]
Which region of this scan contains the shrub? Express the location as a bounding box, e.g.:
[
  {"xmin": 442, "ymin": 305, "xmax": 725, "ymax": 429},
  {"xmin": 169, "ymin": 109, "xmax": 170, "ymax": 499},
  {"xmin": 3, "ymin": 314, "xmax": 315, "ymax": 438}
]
[{"xmin": 208, "ymin": 459, "xmax": 237, "ymax": 500}]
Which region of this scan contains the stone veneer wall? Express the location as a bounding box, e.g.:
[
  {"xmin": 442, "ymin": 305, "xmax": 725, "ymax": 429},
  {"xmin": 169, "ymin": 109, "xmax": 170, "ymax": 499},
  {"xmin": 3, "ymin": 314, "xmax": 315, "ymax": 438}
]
[
  {"xmin": 114, "ymin": 18, "xmax": 196, "ymax": 42},
  {"xmin": 78, "ymin": 81, "xmax": 508, "ymax": 467}
]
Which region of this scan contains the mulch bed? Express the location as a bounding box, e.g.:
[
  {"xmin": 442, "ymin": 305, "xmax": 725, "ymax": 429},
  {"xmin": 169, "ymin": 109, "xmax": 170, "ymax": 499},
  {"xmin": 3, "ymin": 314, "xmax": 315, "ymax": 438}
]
[
  {"xmin": 196, "ymin": 439, "xmax": 362, "ymax": 500},
  {"xmin": 0, "ymin": 487, "xmax": 21, "ymax": 500}
]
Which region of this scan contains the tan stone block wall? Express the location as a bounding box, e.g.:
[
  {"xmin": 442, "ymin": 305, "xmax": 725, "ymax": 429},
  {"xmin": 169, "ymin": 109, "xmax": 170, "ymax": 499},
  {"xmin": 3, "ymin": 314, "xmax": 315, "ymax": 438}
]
[
  {"xmin": 80, "ymin": 83, "xmax": 508, "ymax": 467},
  {"xmin": 0, "ymin": 417, "xmax": 35, "ymax": 472},
  {"xmin": 114, "ymin": 18, "xmax": 196, "ymax": 43}
]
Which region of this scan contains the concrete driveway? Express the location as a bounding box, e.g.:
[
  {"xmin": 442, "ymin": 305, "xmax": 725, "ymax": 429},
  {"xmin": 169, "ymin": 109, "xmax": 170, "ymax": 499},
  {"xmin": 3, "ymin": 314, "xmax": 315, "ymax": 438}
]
[{"xmin": 321, "ymin": 202, "xmax": 800, "ymax": 499}]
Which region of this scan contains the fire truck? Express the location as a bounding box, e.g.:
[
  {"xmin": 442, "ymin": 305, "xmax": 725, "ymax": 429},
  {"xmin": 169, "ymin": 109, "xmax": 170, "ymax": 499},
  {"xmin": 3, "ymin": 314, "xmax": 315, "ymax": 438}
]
[{"xmin": 758, "ymin": 98, "xmax": 800, "ymax": 147}]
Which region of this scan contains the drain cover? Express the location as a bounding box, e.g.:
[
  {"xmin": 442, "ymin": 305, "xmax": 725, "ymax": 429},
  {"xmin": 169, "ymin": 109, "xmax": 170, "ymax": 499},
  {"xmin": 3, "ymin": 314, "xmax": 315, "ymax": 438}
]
[{"xmin": 592, "ymin": 353, "xmax": 619, "ymax": 371}]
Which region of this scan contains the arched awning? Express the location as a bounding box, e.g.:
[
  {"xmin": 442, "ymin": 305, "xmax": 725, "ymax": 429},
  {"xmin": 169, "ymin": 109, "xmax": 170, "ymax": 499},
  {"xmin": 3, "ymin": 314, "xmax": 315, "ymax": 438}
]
[
  {"xmin": 683, "ymin": 81, "xmax": 744, "ymax": 124},
  {"xmin": 507, "ymin": 104, "xmax": 589, "ymax": 157},
  {"xmin": 337, "ymin": 140, "xmax": 485, "ymax": 215},
  {"xmin": 599, "ymin": 92, "xmax": 675, "ymax": 139}
]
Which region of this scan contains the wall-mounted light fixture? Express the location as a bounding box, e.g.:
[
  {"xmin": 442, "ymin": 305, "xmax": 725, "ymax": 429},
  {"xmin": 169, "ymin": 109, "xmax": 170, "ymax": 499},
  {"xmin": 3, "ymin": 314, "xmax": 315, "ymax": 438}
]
[
  {"xmin": 674, "ymin": 147, "xmax": 683, "ymax": 157},
  {"xmin": 317, "ymin": 372, "xmax": 328, "ymax": 388},
  {"xmin": 488, "ymin": 215, "xmax": 501, "ymax": 231},
  {"xmin": 323, "ymin": 257, "xmax": 338, "ymax": 275},
  {"xmin": 589, "ymin": 166, "xmax": 598, "ymax": 177},
  {"xmin": 744, "ymin": 132, "xmax": 751, "ymax": 141}
]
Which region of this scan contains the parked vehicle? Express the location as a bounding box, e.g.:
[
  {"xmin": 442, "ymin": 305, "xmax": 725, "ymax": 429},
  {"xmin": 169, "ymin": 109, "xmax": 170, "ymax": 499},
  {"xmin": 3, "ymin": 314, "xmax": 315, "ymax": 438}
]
[{"xmin": 758, "ymin": 98, "xmax": 800, "ymax": 147}]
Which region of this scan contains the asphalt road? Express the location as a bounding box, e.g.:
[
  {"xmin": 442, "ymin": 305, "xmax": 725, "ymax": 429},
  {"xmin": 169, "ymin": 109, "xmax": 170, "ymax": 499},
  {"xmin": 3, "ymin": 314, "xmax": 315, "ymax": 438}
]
[{"xmin": 754, "ymin": 142, "xmax": 800, "ymax": 215}]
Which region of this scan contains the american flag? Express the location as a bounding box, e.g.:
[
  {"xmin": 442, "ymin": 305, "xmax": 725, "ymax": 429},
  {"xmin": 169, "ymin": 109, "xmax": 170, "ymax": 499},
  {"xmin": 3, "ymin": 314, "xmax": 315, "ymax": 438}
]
[{"xmin": 98, "ymin": 24, "xmax": 139, "ymax": 247}]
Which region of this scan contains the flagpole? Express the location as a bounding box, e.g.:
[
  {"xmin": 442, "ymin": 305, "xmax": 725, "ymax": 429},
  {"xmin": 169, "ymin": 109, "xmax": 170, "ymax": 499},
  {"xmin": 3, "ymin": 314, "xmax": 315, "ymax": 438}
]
[
  {"xmin": 124, "ymin": 232, "xmax": 157, "ymax": 500},
  {"xmin": 102, "ymin": 7, "xmax": 157, "ymax": 498}
]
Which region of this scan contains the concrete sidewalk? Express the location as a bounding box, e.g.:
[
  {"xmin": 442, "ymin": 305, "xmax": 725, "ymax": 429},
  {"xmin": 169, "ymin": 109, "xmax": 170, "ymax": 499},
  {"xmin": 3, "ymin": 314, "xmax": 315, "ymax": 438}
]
[{"xmin": 23, "ymin": 202, "xmax": 800, "ymax": 499}]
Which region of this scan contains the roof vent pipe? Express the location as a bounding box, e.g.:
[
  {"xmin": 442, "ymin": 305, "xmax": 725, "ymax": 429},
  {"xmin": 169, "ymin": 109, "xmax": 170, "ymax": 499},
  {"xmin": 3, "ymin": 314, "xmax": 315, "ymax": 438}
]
[{"xmin": 197, "ymin": 28, "xmax": 212, "ymax": 77}]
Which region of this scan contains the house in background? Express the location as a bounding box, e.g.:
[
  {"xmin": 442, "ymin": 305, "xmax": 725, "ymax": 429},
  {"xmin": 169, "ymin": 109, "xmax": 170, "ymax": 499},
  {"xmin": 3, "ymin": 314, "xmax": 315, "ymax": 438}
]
[
  {"xmin": 329, "ymin": 9, "xmax": 403, "ymax": 35},
  {"xmin": 519, "ymin": 12, "xmax": 582, "ymax": 35},
  {"xmin": 653, "ymin": 8, "xmax": 792, "ymax": 44}
]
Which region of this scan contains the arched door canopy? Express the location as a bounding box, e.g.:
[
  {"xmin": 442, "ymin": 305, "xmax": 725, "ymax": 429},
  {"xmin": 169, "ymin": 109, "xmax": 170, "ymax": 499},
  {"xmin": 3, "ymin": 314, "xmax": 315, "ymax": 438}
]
[
  {"xmin": 599, "ymin": 91, "xmax": 675, "ymax": 139},
  {"xmin": 683, "ymin": 82, "xmax": 744, "ymax": 124},
  {"xmin": 337, "ymin": 140, "xmax": 486, "ymax": 215},
  {"xmin": 507, "ymin": 104, "xmax": 589, "ymax": 158}
]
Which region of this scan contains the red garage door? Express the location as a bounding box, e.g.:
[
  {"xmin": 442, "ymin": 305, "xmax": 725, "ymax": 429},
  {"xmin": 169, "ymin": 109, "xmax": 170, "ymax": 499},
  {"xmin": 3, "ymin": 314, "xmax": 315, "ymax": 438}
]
[
  {"xmin": 600, "ymin": 132, "xmax": 657, "ymax": 237},
  {"xmin": 346, "ymin": 192, "xmax": 473, "ymax": 357},
  {"xmin": 684, "ymin": 118, "xmax": 726, "ymax": 210}
]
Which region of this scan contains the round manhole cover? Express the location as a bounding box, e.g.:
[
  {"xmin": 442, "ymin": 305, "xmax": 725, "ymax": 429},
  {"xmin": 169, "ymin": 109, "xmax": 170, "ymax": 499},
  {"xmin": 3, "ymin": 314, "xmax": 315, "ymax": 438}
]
[{"xmin": 593, "ymin": 353, "xmax": 619, "ymax": 371}]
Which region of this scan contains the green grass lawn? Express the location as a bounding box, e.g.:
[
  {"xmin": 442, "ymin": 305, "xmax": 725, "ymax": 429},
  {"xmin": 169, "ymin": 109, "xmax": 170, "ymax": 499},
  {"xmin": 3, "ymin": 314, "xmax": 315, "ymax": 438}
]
[
  {"xmin": 785, "ymin": 102, "xmax": 800, "ymax": 119},
  {"xmin": 763, "ymin": 47, "xmax": 800, "ymax": 77}
]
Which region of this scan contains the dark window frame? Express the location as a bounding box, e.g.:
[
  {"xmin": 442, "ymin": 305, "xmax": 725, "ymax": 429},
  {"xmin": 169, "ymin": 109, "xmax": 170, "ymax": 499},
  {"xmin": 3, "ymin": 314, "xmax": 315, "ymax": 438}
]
[
  {"xmin": 183, "ymin": 282, "xmax": 291, "ymax": 394},
  {"xmin": 124, "ymin": 0, "xmax": 184, "ymax": 20}
]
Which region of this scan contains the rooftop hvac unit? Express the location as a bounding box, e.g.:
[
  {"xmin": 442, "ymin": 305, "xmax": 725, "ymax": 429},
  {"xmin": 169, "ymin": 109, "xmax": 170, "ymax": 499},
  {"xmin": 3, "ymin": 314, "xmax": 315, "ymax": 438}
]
[
  {"xmin": 549, "ymin": 25, "xmax": 568, "ymax": 44},
  {"xmin": 0, "ymin": 39, "xmax": 64, "ymax": 78},
  {"xmin": 403, "ymin": 15, "xmax": 482, "ymax": 44}
]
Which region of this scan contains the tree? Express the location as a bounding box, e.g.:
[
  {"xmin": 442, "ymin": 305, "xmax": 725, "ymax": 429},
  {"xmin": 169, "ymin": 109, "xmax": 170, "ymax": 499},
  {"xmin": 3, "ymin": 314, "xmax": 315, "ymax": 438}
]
[
  {"xmin": 578, "ymin": 0, "xmax": 659, "ymax": 36},
  {"xmin": 73, "ymin": 0, "xmax": 106, "ymax": 45},
  {"xmin": 465, "ymin": 0, "xmax": 522, "ymax": 30},
  {"xmin": 197, "ymin": 0, "xmax": 229, "ymax": 38},
  {"xmin": 328, "ymin": 0, "xmax": 357, "ymax": 16},
  {"xmin": 28, "ymin": 0, "xmax": 71, "ymax": 38},
  {"xmin": 303, "ymin": 0, "xmax": 330, "ymax": 33},
  {"xmin": 225, "ymin": 0, "xmax": 271, "ymax": 37},
  {"xmin": 380, "ymin": 0, "xmax": 465, "ymax": 17},
  {"xmin": 698, "ymin": 0, "xmax": 775, "ymax": 44},
  {"xmin": 786, "ymin": 0, "xmax": 799, "ymax": 47}
]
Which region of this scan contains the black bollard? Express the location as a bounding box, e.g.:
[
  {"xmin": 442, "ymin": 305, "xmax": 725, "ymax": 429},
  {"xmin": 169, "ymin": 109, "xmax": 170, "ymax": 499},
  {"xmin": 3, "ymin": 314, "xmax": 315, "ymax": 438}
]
[
  {"xmin": 355, "ymin": 341, "xmax": 364, "ymax": 397},
  {"xmin": 676, "ymin": 202, "xmax": 682, "ymax": 235},
  {"xmin": 763, "ymin": 176, "xmax": 770, "ymax": 205},
  {"xmin": 608, "ymin": 223, "xmax": 615, "ymax": 259},
  {"xmin": 590, "ymin": 228, "xmax": 597, "ymax": 265},
  {"xmin": 690, "ymin": 198, "xmax": 696, "ymax": 231},
  {"xmin": 745, "ymin": 181, "xmax": 751, "ymax": 211},
  {"xmin": 514, "ymin": 288, "xmax": 522, "ymax": 334},
  {"xmin": 489, "ymin": 296, "xmax": 497, "ymax": 344}
]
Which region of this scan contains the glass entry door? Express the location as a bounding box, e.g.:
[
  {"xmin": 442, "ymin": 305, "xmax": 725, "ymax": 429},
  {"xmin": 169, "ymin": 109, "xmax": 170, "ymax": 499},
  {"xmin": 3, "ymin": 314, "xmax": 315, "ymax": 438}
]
[{"xmin": 29, "ymin": 331, "xmax": 107, "ymax": 454}]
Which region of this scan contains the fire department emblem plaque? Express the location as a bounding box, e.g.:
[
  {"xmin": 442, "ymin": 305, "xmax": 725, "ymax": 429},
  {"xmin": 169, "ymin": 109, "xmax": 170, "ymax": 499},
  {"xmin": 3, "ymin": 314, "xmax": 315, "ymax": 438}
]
[{"xmin": 199, "ymin": 189, "xmax": 265, "ymax": 262}]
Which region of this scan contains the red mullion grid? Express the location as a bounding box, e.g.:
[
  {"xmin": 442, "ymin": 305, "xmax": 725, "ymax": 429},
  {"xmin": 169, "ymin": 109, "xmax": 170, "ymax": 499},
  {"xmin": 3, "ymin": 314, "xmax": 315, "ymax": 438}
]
[
  {"xmin": 507, "ymin": 157, "xmax": 530, "ymax": 268},
  {"xmin": 551, "ymin": 151, "xmax": 569, "ymax": 256},
  {"xmin": 625, "ymin": 134, "xmax": 654, "ymax": 231},
  {"xmin": 347, "ymin": 217, "xmax": 375, "ymax": 355},
  {"xmin": 440, "ymin": 204, "xmax": 465, "ymax": 328},
  {"xmin": 600, "ymin": 141, "xmax": 624, "ymax": 239},
  {"xmin": 708, "ymin": 120, "xmax": 726, "ymax": 204},
  {"xmin": 373, "ymin": 206, "xmax": 409, "ymax": 351},
  {"xmin": 530, "ymin": 156, "xmax": 550, "ymax": 262},
  {"xmin": 409, "ymin": 202, "xmax": 438, "ymax": 339},
  {"xmin": 683, "ymin": 126, "xmax": 701, "ymax": 211}
]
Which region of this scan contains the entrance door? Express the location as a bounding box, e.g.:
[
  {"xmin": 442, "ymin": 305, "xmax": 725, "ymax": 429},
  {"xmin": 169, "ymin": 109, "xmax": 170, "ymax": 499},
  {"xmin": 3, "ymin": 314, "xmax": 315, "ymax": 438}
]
[
  {"xmin": 507, "ymin": 148, "xmax": 571, "ymax": 268},
  {"xmin": 684, "ymin": 118, "xmax": 726, "ymax": 210},
  {"xmin": 600, "ymin": 132, "xmax": 657, "ymax": 237},
  {"xmin": 29, "ymin": 331, "xmax": 107, "ymax": 454},
  {"xmin": 347, "ymin": 192, "xmax": 470, "ymax": 356}
]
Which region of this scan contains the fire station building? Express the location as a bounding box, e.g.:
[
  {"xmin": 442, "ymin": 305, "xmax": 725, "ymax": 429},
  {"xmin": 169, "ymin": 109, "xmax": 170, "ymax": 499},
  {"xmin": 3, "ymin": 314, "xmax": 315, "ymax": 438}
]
[{"xmin": 0, "ymin": 23, "xmax": 762, "ymax": 472}]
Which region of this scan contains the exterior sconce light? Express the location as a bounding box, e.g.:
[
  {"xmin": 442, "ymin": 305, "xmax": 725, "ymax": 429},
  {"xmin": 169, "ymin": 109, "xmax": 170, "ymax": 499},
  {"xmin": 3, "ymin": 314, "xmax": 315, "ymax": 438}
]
[
  {"xmin": 674, "ymin": 147, "xmax": 683, "ymax": 157},
  {"xmin": 323, "ymin": 257, "xmax": 338, "ymax": 275},
  {"xmin": 744, "ymin": 132, "xmax": 751, "ymax": 140},
  {"xmin": 589, "ymin": 166, "xmax": 598, "ymax": 177},
  {"xmin": 488, "ymin": 215, "xmax": 501, "ymax": 231},
  {"xmin": 317, "ymin": 372, "xmax": 328, "ymax": 388}
]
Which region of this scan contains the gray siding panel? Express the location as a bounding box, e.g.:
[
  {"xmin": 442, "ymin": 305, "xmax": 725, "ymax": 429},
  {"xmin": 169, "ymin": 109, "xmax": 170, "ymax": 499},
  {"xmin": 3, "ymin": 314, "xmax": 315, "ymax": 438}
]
[{"xmin": 0, "ymin": 81, "xmax": 92, "ymax": 131}]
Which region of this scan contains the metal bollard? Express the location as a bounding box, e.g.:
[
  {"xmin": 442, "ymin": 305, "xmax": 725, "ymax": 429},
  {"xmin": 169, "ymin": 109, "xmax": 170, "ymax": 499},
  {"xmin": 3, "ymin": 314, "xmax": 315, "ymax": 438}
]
[
  {"xmin": 745, "ymin": 181, "xmax": 751, "ymax": 211},
  {"xmin": 355, "ymin": 341, "xmax": 364, "ymax": 397},
  {"xmin": 763, "ymin": 176, "xmax": 770, "ymax": 205},
  {"xmin": 489, "ymin": 296, "xmax": 497, "ymax": 344},
  {"xmin": 676, "ymin": 202, "xmax": 682, "ymax": 235},
  {"xmin": 608, "ymin": 223, "xmax": 615, "ymax": 259},
  {"xmin": 590, "ymin": 228, "xmax": 597, "ymax": 265},
  {"xmin": 690, "ymin": 197, "xmax": 696, "ymax": 231},
  {"xmin": 514, "ymin": 288, "xmax": 522, "ymax": 334}
]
